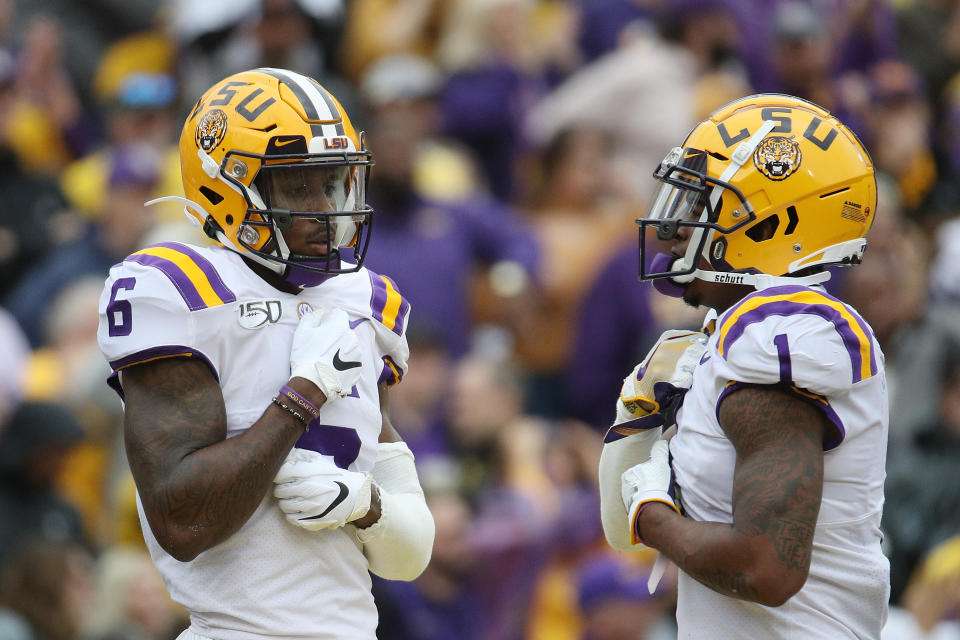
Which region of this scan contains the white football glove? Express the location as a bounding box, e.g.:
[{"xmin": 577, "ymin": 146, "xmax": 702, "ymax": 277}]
[
  {"xmin": 273, "ymin": 448, "xmax": 373, "ymax": 531},
  {"xmin": 290, "ymin": 308, "xmax": 363, "ymax": 402},
  {"xmin": 621, "ymin": 440, "xmax": 681, "ymax": 546},
  {"xmin": 615, "ymin": 329, "xmax": 708, "ymax": 426}
]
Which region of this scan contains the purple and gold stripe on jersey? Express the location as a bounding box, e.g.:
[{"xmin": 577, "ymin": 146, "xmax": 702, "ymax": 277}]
[
  {"xmin": 369, "ymin": 272, "xmax": 409, "ymax": 336},
  {"xmin": 716, "ymin": 286, "xmax": 877, "ymax": 383},
  {"xmin": 378, "ymin": 355, "xmax": 405, "ymax": 387},
  {"xmin": 106, "ymin": 345, "xmax": 217, "ymax": 399},
  {"xmin": 126, "ymin": 243, "xmax": 236, "ymax": 311},
  {"xmin": 716, "ymin": 381, "xmax": 845, "ymax": 450}
]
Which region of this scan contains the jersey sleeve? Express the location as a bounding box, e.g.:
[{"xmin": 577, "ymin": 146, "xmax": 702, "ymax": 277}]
[
  {"xmin": 366, "ymin": 271, "xmax": 411, "ymax": 387},
  {"xmin": 712, "ymin": 286, "xmax": 880, "ymax": 449},
  {"xmin": 97, "ymin": 259, "xmax": 218, "ymax": 397}
]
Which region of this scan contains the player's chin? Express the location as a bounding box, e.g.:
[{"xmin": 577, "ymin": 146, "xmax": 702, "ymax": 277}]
[{"xmin": 682, "ymin": 288, "xmax": 702, "ymax": 309}]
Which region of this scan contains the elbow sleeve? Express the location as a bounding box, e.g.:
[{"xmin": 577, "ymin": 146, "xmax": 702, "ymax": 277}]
[
  {"xmin": 599, "ymin": 426, "xmax": 661, "ymax": 552},
  {"xmin": 356, "ymin": 442, "xmax": 434, "ymax": 581}
]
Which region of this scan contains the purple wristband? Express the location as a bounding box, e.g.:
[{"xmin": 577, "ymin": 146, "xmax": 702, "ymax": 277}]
[{"xmin": 278, "ymin": 385, "xmax": 321, "ymax": 425}]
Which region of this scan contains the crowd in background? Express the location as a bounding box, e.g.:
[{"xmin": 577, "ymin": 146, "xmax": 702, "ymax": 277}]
[{"xmin": 1, "ymin": 0, "xmax": 960, "ymax": 638}]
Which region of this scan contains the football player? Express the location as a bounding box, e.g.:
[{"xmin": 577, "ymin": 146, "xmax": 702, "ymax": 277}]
[
  {"xmin": 97, "ymin": 69, "xmax": 434, "ymax": 639},
  {"xmin": 599, "ymin": 94, "xmax": 889, "ymax": 638}
]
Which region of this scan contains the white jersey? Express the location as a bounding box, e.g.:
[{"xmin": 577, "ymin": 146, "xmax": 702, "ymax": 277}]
[
  {"xmin": 670, "ymin": 284, "xmax": 890, "ymax": 639},
  {"xmin": 97, "ymin": 242, "xmax": 411, "ymax": 640}
]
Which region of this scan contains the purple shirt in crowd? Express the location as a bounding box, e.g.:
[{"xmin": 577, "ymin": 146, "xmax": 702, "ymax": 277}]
[{"xmin": 362, "ymin": 194, "xmax": 539, "ymax": 358}]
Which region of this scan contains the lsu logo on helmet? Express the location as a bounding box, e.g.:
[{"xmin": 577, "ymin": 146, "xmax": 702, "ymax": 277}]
[
  {"xmin": 196, "ymin": 109, "xmax": 228, "ymax": 152},
  {"xmin": 753, "ymin": 135, "xmax": 802, "ymax": 181}
]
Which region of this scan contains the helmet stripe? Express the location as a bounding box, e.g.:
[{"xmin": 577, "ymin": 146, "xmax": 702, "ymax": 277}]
[{"xmin": 257, "ymin": 68, "xmax": 343, "ymax": 138}]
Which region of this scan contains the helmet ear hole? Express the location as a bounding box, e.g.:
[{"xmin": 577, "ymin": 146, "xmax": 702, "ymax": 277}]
[
  {"xmin": 745, "ymin": 214, "xmax": 780, "ymax": 242},
  {"xmin": 200, "ymin": 186, "xmax": 224, "ymax": 205}
]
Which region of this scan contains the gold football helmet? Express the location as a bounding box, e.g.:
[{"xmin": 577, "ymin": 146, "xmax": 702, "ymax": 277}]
[
  {"xmin": 159, "ymin": 68, "xmax": 373, "ymax": 284},
  {"xmin": 639, "ymin": 94, "xmax": 876, "ymax": 291}
]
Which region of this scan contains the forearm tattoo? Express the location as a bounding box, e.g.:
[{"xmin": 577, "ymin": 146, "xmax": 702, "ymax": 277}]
[
  {"xmin": 123, "ymin": 357, "xmax": 301, "ymax": 554},
  {"xmin": 683, "ymin": 385, "xmax": 824, "ymax": 598}
]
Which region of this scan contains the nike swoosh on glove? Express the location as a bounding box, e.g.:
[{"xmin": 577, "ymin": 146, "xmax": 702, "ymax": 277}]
[
  {"xmin": 290, "ymin": 307, "xmax": 364, "ymax": 403},
  {"xmin": 273, "ymin": 447, "xmax": 372, "ymax": 531}
]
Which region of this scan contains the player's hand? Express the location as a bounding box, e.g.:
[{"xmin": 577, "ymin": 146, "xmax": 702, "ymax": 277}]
[
  {"xmin": 615, "ymin": 330, "xmax": 707, "ymax": 426},
  {"xmin": 273, "ymin": 448, "xmax": 373, "ymax": 531},
  {"xmin": 620, "ymin": 440, "xmax": 680, "ymax": 545},
  {"xmin": 290, "ymin": 308, "xmax": 363, "ymax": 403}
]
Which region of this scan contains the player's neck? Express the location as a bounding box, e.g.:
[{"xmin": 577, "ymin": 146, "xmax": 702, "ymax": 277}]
[{"xmin": 242, "ymin": 257, "xmax": 301, "ymax": 295}]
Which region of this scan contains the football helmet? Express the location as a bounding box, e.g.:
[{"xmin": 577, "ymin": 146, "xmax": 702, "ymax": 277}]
[
  {"xmin": 638, "ymin": 94, "xmax": 876, "ymax": 292},
  {"xmin": 156, "ymin": 68, "xmax": 373, "ymax": 286}
]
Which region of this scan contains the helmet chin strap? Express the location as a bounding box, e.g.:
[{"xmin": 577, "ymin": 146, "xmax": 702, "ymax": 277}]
[
  {"xmin": 690, "ymin": 267, "xmax": 832, "ymax": 289},
  {"xmin": 659, "ymin": 255, "xmax": 831, "ymax": 292}
]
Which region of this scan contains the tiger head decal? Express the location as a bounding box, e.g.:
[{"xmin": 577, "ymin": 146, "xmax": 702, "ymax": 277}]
[
  {"xmin": 753, "ymin": 135, "xmax": 802, "ymax": 181},
  {"xmin": 195, "ymin": 108, "xmax": 228, "ymax": 152}
]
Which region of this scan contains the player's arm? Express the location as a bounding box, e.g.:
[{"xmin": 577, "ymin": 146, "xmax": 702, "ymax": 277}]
[
  {"xmin": 354, "ymin": 382, "xmax": 434, "ymax": 580},
  {"xmin": 125, "ymin": 307, "xmax": 362, "ymax": 561},
  {"xmin": 599, "ymin": 330, "xmax": 706, "ymax": 551},
  {"xmin": 123, "ymin": 358, "xmax": 321, "ymax": 562},
  {"xmin": 635, "ymin": 385, "xmax": 826, "ymax": 607}
]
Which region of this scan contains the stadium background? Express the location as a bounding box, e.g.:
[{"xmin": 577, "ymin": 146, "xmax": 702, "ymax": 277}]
[{"xmin": 1, "ymin": 0, "xmax": 959, "ymax": 638}]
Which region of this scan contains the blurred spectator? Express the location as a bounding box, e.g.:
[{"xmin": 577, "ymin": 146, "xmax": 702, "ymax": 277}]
[
  {"xmin": 526, "ymin": 420, "xmax": 606, "ymax": 640},
  {"xmin": 0, "ymin": 539, "xmax": 94, "ymax": 640},
  {"xmin": 837, "ymin": 173, "xmax": 952, "ymax": 446},
  {"xmin": 515, "ymin": 125, "xmax": 636, "ymax": 418},
  {"xmin": 179, "ymin": 0, "xmax": 359, "ymax": 122},
  {"xmin": 0, "ymin": 47, "xmax": 78, "ymax": 299},
  {"xmin": 83, "ymin": 546, "xmax": 186, "ymax": 640},
  {"xmin": 60, "ymin": 71, "xmax": 181, "ymax": 223},
  {"xmin": 359, "ymin": 54, "xmax": 539, "ymax": 358},
  {"xmin": 765, "ymin": 1, "xmax": 835, "ymax": 107},
  {"xmin": 446, "ymin": 352, "xmax": 556, "ymax": 639},
  {"xmin": 11, "ymin": 0, "xmax": 158, "ymax": 96},
  {"xmin": 373, "ymin": 492, "xmax": 486, "ymax": 640},
  {"xmin": 4, "ymin": 15, "xmax": 94, "ymax": 174},
  {"xmin": 0, "ymin": 607, "xmax": 32, "ymax": 640},
  {"xmin": 341, "ymin": 0, "xmax": 445, "ymax": 83},
  {"xmin": 884, "ymin": 343, "xmax": 960, "ymax": 602},
  {"xmin": 563, "ymin": 243, "xmax": 662, "ymax": 429},
  {"xmin": 20, "ymin": 277, "xmax": 120, "ymax": 547},
  {"xmin": 930, "ymin": 217, "xmax": 960, "ymax": 304},
  {"xmin": 6, "ymin": 145, "xmax": 160, "ymax": 347},
  {"xmin": 939, "ymin": 73, "xmax": 960, "ymax": 171},
  {"xmin": 739, "ymin": 0, "xmax": 897, "ymax": 97},
  {"xmin": 526, "ymin": 1, "xmax": 748, "ymax": 205},
  {"xmin": 862, "ymin": 60, "xmax": 936, "ymax": 215},
  {"xmin": 436, "ymin": 0, "xmax": 549, "ymax": 200},
  {"xmin": 576, "ymin": 553, "xmax": 676, "ymax": 640},
  {"xmin": 573, "ymin": 0, "xmax": 652, "ymax": 63},
  {"xmin": 883, "ymin": 535, "xmax": 960, "ymax": 639},
  {"xmin": 897, "ymin": 0, "xmax": 960, "ymax": 104},
  {"xmin": 0, "ymin": 402, "xmax": 87, "ymax": 569},
  {"xmin": 386, "ymin": 328, "xmax": 454, "ymax": 461},
  {"xmin": 0, "ymin": 307, "xmax": 28, "ymax": 424},
  {"xmin": 830, "ymin": 0, "xmax": 899, "ymax": 77}
]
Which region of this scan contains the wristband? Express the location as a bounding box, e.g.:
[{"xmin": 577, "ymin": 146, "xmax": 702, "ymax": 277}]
[
  {"xmin": 277, "ymin": 385, "xmax": 321, "ymax": 427},
  {"xmin": 271, "ymin": 396, "xmax": 308, "ymax": 428}
]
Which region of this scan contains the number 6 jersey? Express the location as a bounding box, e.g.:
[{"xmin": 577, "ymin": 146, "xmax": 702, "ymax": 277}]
[{"xmin": 98, "ymin": 241, "xmax": 410, "ymax": 640}]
